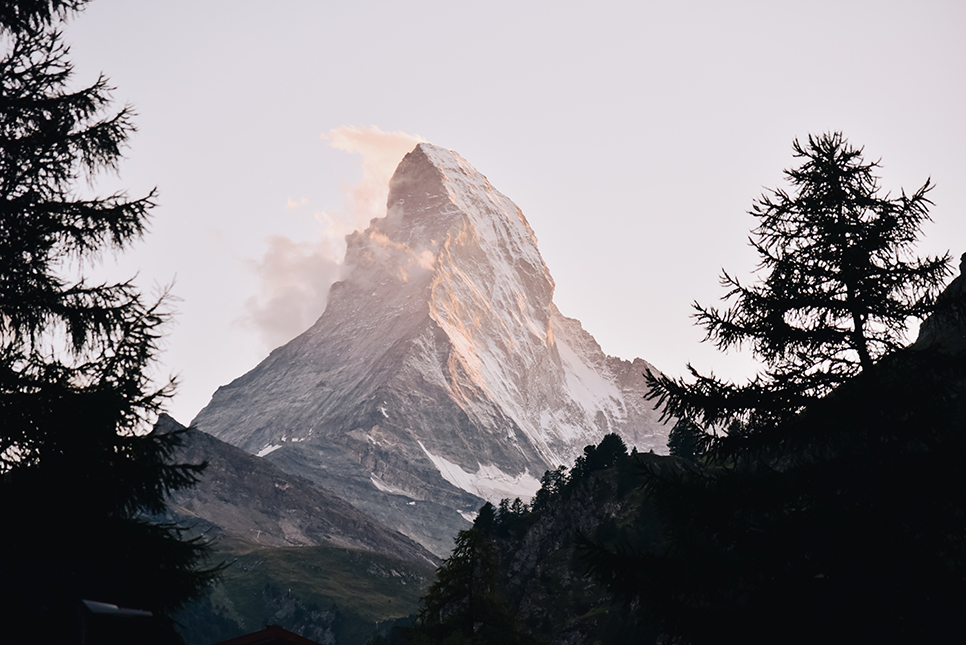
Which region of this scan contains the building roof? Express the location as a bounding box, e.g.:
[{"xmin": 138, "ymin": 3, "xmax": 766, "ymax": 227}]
[{"xmin": 211, "ymin": 624, "xmax": 326, "ymax": 645}]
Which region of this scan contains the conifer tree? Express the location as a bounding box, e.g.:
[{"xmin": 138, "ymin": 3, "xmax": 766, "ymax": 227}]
[
  {"xmin": 647, "ymin": 132, "xmax": 950, "ymax": 454},
  {"xmin": 665, "ymin": 418, "xmax": 704, "ymax": 462},
  {"xmin": 586, "ymin": 134, "xmax": 966, "ymax": 644},
  {"xmin": 405, "ymin": 503, "xmax": 536, "ymax": 645},
  {"xmin": 0, "ymin": 3, "xmax": 216, "ymax": 642}
]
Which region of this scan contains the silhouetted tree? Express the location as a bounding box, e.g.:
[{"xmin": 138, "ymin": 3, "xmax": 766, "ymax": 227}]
[
  {"xmin": 0, "ymin": 0, "xmax": 86, "ymax": 33},
  {"xmin": 567, "ymin": 433, "xmax": 629, "ymax": 489},
  {"xmin": 586, "ymin": 134, "xmax": 966, "ymax": 644},
  {"xmin": 585, "ymin": 432, "xmax": 627, "ymax": 470},
  {"xmin": 530, "ymin": 465, "xmax": 567, "ymax": 511},
  {"xmin": 0, "ymin": 3, "xmax": 217, "ymax": 642},
  {"xmin": 665, "ymin": 418, "xmax": 706, "ymax": 462},
  {"xmin": 407, "ymin": 503, "xmax": 537, "ymax": 644},
  {"xmin": 647, "ymin": 132, "xmax": 951, "ymax": 454}
]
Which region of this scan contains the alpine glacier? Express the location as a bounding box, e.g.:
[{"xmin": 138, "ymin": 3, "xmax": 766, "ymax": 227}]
[{"xmin": 192, "ymin": 143, "xmax": 670, "ymax": 555}]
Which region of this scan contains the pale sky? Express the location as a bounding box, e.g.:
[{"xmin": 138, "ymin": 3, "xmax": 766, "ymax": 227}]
[{"xmin": 66, "ymin": 1, "xmax": 966, "ymax": 425}]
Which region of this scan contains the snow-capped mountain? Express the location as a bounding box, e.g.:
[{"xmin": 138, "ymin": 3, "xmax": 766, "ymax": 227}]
[{"xmin": 192, "ymin": 143, "xmax": 670, "ymax": 556}]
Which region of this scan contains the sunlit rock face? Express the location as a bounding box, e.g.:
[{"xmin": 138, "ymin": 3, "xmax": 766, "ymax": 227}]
[{"xmin": 192, "ymin": 143, "xmax": 669, "ymax": 556}]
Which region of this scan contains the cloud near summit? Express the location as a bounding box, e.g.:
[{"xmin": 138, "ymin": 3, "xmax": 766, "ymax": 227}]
[
  {"xmin": 241, "ymin": 125, "xmax": 426, "ymax": 350},
  {"xmin": 315, "ymin": 125, "xmax": 427, "ymax": 246}
]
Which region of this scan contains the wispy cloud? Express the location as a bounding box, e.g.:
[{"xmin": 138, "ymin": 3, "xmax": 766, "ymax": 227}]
[
  {"xmin": 241, "ymin": 125, "xmax": 426, "ymax": 350},
  {"xmin": 315, "ymin": 125, "xmax": 427, "ymax": 256},
  {"xmin": 241, "ymin": 236, "xmax": 341, "ymax": 348}
]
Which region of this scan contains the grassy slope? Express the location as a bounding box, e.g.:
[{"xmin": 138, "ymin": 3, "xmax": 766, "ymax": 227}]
[{"xmin": 178, "ymin": 538, "xmax": 436, "ymax": 645}]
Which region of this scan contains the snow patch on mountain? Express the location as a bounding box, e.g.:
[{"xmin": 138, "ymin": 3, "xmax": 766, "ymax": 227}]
[
  {"xmin": 418, "ymin": 440, "xmax": 541, "ymax": 502},
  {"xmin": 370, "ymin": 475, "xmax": 413, "ymax": 498},
  {"xmin": 555, "ymin": 331, "xmax": 625, "ymax": 426},
  {"xmin": 256, "ymin": 443, "xmax": 283, "ymax": 457}
]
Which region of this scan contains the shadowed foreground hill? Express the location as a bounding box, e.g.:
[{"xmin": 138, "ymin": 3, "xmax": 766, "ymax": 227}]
[
  {"xmin": 386, "ymin": 435, "xmax": 665, "ymax": 645},
  {"xmin": 155, "ymin": 416, "xmax": 439, "ymax": 644},
  {"xmin": 177, "ymin": 542, "xmax": 435, "ymax": 645}
]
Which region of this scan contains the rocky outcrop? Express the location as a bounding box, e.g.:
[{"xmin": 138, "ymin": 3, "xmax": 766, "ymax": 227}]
[{"xmin": 916, "ymin": 252, "xmax": 966, "ymax": 354}]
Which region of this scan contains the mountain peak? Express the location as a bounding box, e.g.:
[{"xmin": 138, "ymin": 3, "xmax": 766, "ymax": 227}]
[
  {"xmin": 368, "ymin": 142, "xmax": 551, "ymax": 294},
  {"xmin": 193, "ymin": 143, "xmax": 670, "ymax": 555},
  {"xmin": 404, "ymin": 141, "xmax": 483, "ymax": 182}
]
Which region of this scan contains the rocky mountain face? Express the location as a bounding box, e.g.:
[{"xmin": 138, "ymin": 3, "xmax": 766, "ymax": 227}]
[
  {"xmin": 192, "ymin": 143, "xmax": 670, "ymax": 556},
  {"xmin": 160, "ymin": 415, "xmax": 438, "ymax": 568},
  {"xmin": 159, "ymin": 415, "xmax": 439, "ymax": 645},
  {"xmin": 402, "ymin": 438, "xmax": 665, "ymax": 645}
]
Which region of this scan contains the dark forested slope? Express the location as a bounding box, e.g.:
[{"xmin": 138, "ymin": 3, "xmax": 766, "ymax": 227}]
[{"xmin": 387, "ymin": 434, "xmax": 668, "ymax": 645}]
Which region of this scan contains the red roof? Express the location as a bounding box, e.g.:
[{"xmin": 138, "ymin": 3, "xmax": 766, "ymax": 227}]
[{"xmin": 211, "ymin": 624, "xmax": 326, "ymax": 645}]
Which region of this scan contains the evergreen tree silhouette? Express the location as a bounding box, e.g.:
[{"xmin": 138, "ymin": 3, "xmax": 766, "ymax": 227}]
[
  {"xmin": 405, "ymin": 503, "xmax": 538, "ymax": 644},
  {"xmin": 647, "ymin": 132, "xmax": 950, "ymax": 454},
  {"xmin": 586, "ymin": 134, "xmax": 966, "ymax": 644},
  {"xmin": 665, "ymin": 418, "xmax": 706, "ymax": 462},
  {"xmin": 0, "ymin": 3, "xmax": 218, "ymax": 642}
]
